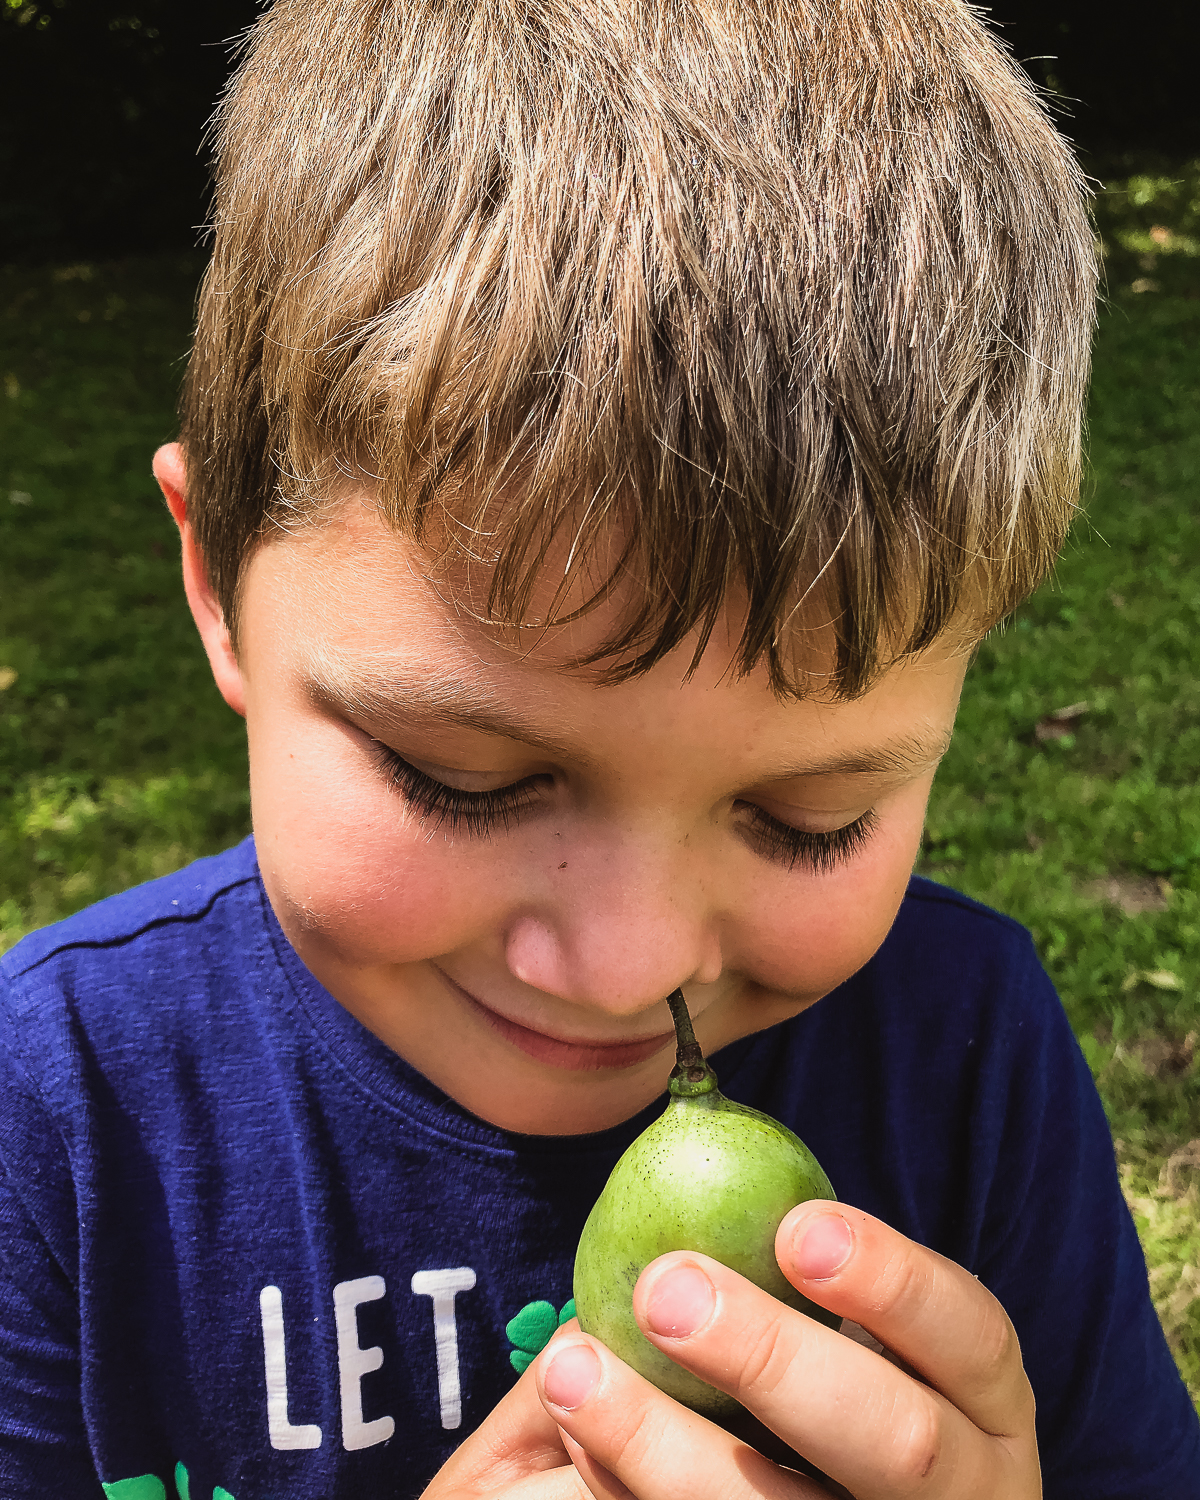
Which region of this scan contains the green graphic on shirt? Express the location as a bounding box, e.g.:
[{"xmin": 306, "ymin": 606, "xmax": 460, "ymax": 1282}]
[
  {"xmin": 102, "ymin": 1479, "xmax": 166, "ymax": 1500},
  {"xmin": 101, "ymin": 1466, "xmax": 235, "ymax": 1500},
  {"xmin": 175, "ymin": 1464, "xmax": 236, "ymax": 1500},
  {"xmin": 505, "ymin": 1297, "xmax": 577, "ymax": 1373}
]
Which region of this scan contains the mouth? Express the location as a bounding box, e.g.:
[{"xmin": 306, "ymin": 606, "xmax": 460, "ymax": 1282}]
[{"xmin": 435, "ymin": 969, "xmax": 677, "ymax": 1072}]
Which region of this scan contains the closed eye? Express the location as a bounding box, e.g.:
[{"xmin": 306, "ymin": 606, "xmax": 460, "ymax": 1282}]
[
  {"xmin": 372, "ymin": 745, "xmax": 548, "ymax": 836},
  {"xmin": 373, "ymin": 740, "xmax": 878, "ymax": 868},
  {"xmin": 737, "ymin": 803, "xmax": 878, "ymax": 873}
]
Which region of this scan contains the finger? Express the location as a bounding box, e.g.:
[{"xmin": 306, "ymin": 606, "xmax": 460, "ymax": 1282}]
[
  {"xmin": 536, "ymin": 1331, "xmax": 826, "ymax": 1500},
  {"xmin": 630, "ymin": 1251, "xmax": 1037, "ymax": 1499},
  {"xmin": 490, "ymin": 1466, "xmax": 596, "ymax": 1500},
  {"xmin": 559, "ymin": 1428, "xmax": 636, "ymax": 1500},
  {"xmin": 775, "ymin": 1204, "xmax": 1034, "ymax": 1438},
  {"xmin": 427, "ymin": 1349, "xmax": 573, "ymax": 1495}
]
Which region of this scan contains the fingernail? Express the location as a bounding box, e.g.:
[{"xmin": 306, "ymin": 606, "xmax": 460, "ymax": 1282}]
[
  {"xmin": 644, "ymin": 1261, "xmax": 716, "ymax": 1338},
  {"xmin": 795, "ymin": 1213, "xmax": 853, "ymax": 1280},
  {"xmin": 543, "ymin": 1342, "xmax": 601, "ymax": 1410}
]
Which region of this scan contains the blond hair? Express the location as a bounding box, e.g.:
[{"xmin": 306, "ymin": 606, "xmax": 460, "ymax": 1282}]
[{"xmin": 181, "ymin": 0, "xmax": 1096, "ymax": 695}]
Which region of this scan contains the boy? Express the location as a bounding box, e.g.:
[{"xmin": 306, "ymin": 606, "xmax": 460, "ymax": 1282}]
[{"xmin": 2, "ymin": 0, "xmax": 1197, "ymax": 1495}]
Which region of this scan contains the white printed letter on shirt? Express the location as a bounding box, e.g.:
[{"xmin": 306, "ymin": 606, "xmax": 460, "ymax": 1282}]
[
  {"xmin": 411, "ymin": 1266, "xmax": 477, "ymax": 1430},
  {"xmin": 259, "ymin": 1286, "xmax": 322, "ymax": 1450},
  {"xmin": 333, "ymin": 1275, "xmax": 396, "ymax": 1451}
]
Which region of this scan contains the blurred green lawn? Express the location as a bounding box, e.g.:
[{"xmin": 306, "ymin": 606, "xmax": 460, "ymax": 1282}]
[{"xmin": 2, "ymin": 165, "xmax": 1199, "ymax": 1407}]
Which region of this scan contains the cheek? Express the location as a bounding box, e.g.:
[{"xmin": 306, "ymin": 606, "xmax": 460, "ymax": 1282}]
[{"xmin": 246, "ymin": 712, "xmax": 509, "ymax": 964}]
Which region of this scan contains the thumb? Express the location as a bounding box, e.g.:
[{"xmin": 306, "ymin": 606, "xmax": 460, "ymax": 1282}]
[{"xmin": 423, "ymin": 1329, "xmax": 579, "ymax": 1496}]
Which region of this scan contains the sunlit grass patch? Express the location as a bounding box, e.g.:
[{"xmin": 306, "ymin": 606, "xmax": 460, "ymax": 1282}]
[
  {"xmin": 922, "ymin": 245, "xmax": 1200, "ymax": 1405},
  {"xmin": 1091, "ymin": 156, "xmax": 1200, "ymax": 298},
  {"xmin": 0, "ymin": 771, "xmax": 250, "ymax": 952},
  {"xmin": 0, "ymin": 255, "xmax": 250, "ymax": 951},
  {"xmin": 1119, "ymin": 1138, "xmax": 1200, "ymax": 1401}
]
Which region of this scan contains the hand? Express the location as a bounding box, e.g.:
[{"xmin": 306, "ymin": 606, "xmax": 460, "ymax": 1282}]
[
  {"xmin": 420, "ymin": 1356, "xmax": 589, "ymax": 1498},
  {"xmin": 532, "ymin": 1203, "xmax": 1040, "ymax": 1498}
]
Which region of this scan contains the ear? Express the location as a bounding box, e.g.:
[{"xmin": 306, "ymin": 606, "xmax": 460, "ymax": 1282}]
[{"xmin": 153, "ymin": 442, "xmax": 247, "ymax": 719}]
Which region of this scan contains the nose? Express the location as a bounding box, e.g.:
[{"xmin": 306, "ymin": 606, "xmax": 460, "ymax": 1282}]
[{"xmin": 503, "ymin": 840, "xmax": 725, "ymax": 1013}]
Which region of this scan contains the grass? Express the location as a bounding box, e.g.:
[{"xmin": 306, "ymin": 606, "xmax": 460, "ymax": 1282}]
[
  {"xmin": 2, "ymin": 165, "xmax": 1198, "ymax": 1410},
  {"xmin": 920, "ymin": 159, "xmax": 1200, "ymax": 1405},
  {"xmin": 0, "ymin": 255, "xmax": 250, "ymax": 946}
]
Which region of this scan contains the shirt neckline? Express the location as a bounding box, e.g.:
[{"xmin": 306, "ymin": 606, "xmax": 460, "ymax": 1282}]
[{"xmin": 250, "ymin": 859, "xmax": 762, "ymax": 1160}]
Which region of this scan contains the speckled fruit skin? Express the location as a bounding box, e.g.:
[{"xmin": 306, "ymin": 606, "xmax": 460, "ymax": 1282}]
[{"xmin": 573, "ymin": 1089, "xmax": 839, "ymax": 1417}]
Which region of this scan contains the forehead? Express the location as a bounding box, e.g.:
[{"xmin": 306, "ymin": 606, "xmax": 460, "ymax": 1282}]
[
  {"xmin": 253, "ymin": 487, "xmax": 978, "ymax": 668},
  {"xmin": 241, "ymin": 496, "xmax": 968, "ymax": 776}
]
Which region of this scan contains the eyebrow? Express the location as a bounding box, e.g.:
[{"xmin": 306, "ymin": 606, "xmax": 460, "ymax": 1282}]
[
  {"xmin": 305, "ymin": 664, "xmax": 591, "ymax": 764},
  {"xmin": 306, "ymin": 664, "xmax": 951, "ymax": 780},
  {"xmin": 767, "ymin": 730, "xmax": 953, "ymax": 779}
]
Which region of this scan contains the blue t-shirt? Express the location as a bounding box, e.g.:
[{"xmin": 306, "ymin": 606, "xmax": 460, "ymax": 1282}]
[{"xmin": 0, "ymin": 838, "xmax": 1196, "ymax": 1499}]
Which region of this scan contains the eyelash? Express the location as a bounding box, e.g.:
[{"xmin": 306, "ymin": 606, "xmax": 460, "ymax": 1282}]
[
  {"xmin": 738, "ymin": 804, "xmax": 878, "ymax": 873},
  {"xmin": 373, "ymin": 745, "xmax": 878, "ymax": 872},
  {"xmin": 374, "ymin": 747, "xmax": 545, "ymax": 837}
]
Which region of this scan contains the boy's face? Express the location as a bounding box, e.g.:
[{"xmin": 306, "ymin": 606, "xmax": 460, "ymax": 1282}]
[{"xmin": 169, "ymin": 462, "xmax": 968, "ymax": 1136}]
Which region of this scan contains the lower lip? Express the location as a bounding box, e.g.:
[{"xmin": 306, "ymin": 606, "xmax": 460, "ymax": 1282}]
[{"xmin": 439, "ymin": 973, "xmax": 676, "ymax": 1072}]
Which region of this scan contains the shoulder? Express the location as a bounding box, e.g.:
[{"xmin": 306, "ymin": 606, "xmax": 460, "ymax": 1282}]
[
  {"xmin": 858, "ymin": 874, "xmax": 1051, "ymax": 1041},
  {"xmin": 865, "ymin": 875, "xmax": 1059, "ymax": 1038},
  {"xmin": 890, "ymin": 873, "xmax": 1038, "ymax": 958},
  {"xmin": 2, "ymin": 835, "xmax": 261, "ymax": 985},
  {"xmin": 0, "ymin": 838, "xmax": 268, "ymax": 1117},
  {"xmin": 750, "ymin": 876, "xmax": 1083, "ymax": 1231},
  {"xmin": 725, "ymin": 876, "xmax": 1068, "ymax": 1188}
]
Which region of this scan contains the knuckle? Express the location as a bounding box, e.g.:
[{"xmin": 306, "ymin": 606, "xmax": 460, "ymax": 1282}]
[
  {"xmin": 888, "ymin": 1398, "xmax": 944, "ymax": 1488},
  {"xmin": 868, "ymin": 1241, "xmax": 931, "ymax": 1326},
  {"xmin": 728, "ymin": 1311, "xmax": 798, "ymax": 1398},
  {"xmin": 972, "ymin": 1302, "xmax": 1018, "ymax": 1379},
  {"xmin": 599, "ymin": 1395, "xmax": 667, "ymax": 1473}
]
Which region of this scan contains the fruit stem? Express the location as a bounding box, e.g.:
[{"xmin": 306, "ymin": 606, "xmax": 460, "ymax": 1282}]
[
  {"xmin": 666, "ymin": 989, "xmax": 719, "ymax": 1098},
  {"xmin": 666, "ymin": 988, "xmax": 701, "ymax": 1058}
]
